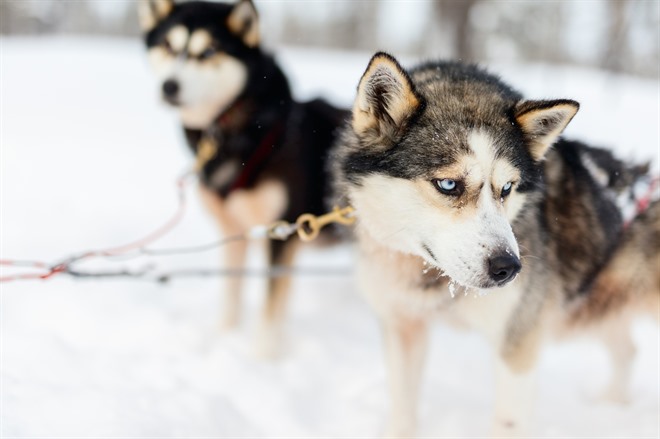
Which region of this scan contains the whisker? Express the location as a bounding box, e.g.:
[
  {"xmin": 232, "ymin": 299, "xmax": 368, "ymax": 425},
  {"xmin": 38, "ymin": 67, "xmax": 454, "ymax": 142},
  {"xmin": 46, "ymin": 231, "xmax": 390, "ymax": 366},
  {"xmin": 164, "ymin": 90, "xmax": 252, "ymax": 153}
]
[
  {"xmin": 383, "ymin": 227, "xmax": 408, "ymax": 240},
  {"xmin": 520, "ymin": 254, "xmax": 542, "ymax": 261}
]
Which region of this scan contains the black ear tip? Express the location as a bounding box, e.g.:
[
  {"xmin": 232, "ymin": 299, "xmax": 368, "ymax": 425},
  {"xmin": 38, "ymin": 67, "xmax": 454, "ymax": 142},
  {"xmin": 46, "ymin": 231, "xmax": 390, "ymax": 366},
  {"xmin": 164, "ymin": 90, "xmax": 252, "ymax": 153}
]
[
  {"xmin": 364, "ymin": 52, "xmax": 410, "ymax": 80},
  {"xmin": 368, "ymin": 51, "xmax": 399, "ymax": 68},
  {"xmin": 553, "ymin": 99, "xmax": 580, "ymax": 113},
  {"xmin": 549, "ymin": 99, "xmax": 579, "ymax": 111},
  {"xmin": 516, "ymin": 99, "xmax": 580, "ymax": 118},
  {"xmin": 359, "ymin": 52, "xmax": 392, "ymax": 83},
  {"xmin": 372, "ymin": 51, "xmax": 394, "ymax": 60},
  {"xmin": 240, "ymin": 0, "xmax": 257, "ymax": 9}
]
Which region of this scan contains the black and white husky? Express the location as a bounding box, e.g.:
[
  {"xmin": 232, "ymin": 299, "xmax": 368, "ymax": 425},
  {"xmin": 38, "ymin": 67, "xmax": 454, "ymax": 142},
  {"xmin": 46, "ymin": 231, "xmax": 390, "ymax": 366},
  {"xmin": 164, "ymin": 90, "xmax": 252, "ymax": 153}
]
[
  {"xmin": 330, "ymin": 52, "xmax": 659, "ymax": 436},
  {"xmin": 139, "ymin": 0, "xmax": 347, "ymax": 357}
]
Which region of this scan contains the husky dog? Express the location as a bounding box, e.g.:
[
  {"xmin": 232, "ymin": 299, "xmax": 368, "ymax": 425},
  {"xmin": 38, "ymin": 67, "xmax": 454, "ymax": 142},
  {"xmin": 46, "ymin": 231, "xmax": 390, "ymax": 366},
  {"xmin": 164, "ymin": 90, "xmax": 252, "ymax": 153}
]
[
  {"xmin": 139, "ymin": 0, "xmax": 347, "ymax": 357},
  {"xmin": 330, "ymin": 52, "xmax": 659, "ymax": 436}
]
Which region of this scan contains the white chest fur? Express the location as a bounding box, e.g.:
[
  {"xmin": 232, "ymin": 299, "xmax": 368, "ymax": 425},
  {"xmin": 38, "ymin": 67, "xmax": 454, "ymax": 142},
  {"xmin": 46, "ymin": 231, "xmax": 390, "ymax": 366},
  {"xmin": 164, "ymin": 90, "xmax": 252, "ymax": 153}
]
[
  {"xmin": 356, "ymin": 229, "xmax": 524, "ymax": 342},
  {"xmin": 199, "ymin": 179, "xmax": 288, "ymax": 232}
]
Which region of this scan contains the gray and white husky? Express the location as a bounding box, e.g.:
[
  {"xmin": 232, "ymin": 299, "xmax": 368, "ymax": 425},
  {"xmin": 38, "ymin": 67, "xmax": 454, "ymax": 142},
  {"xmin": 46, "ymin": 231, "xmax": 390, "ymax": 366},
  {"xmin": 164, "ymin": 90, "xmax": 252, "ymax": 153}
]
[{"xmin": 330, "ymin": 52, "xmax": 659, "ymax": 437}]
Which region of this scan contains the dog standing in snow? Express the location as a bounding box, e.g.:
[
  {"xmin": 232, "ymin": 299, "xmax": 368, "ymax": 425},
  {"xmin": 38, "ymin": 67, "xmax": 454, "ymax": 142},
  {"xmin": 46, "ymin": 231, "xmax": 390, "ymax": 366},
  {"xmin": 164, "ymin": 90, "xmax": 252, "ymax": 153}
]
[
  {"xmin": 139, "ymin": 0, "xmax": 347, "ymax": 357},
  {"xmin": 330, "ymin": 52, "xmax": 659, "ymax": 436}
]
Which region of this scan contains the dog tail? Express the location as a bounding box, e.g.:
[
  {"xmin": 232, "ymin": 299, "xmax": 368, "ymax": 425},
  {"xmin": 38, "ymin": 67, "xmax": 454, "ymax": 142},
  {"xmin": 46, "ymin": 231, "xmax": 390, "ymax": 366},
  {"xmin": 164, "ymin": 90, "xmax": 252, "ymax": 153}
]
[{"xmin": 572, "ymin": 199, "xmax": 660, "ymax": 324}]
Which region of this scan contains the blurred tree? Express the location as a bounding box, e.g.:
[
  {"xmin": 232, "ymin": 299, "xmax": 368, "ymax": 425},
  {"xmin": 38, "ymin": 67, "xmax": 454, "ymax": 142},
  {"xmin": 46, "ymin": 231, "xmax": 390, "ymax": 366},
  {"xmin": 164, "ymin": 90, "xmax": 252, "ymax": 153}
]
[
  {"xmin": 434, "ymin": 0, "xmax": 478, "ymax": 61},
  {"xmin": 0, "ymin": 0, "xmax": 657, "ymax": 78},
  {"xmin": 602, "ymin": 0, "xmax": 628, "ymax": 72}
]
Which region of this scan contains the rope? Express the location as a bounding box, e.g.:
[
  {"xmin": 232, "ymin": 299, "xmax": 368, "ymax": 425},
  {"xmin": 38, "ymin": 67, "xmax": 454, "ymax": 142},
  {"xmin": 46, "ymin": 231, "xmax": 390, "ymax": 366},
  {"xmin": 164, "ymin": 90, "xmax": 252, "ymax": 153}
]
[
  {"xmin": 65, "ymin": 266, "xmax": 353, "ymax": 283},
  {"xmin": 1, "ymin": 170, "xmax": 213, "ymax": 283},
  {"xmin": 0, "ymin": 171, "xmax": 355, "ymax": 284}
]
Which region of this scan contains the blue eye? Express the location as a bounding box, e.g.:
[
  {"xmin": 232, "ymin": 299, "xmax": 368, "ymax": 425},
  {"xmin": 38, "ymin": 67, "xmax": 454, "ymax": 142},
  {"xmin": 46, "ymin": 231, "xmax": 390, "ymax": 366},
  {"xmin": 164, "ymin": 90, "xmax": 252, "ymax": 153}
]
[
  {"xmin": 440, "ymin": 179, "xmax": 456, "ymax": 190},
  {"xmin": 432, "ymin": 178, "xmax": 463, "ymax": 196},
  {"xmin": 501, "ymin": 182, "xmax": 513, "ymax": 197}
]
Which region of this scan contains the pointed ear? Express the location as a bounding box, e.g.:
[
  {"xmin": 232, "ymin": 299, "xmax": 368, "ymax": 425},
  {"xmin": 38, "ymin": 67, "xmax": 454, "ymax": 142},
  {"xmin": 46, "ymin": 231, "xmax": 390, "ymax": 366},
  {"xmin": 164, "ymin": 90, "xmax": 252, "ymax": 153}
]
[
  {"xmin": 352, "ymin": 52, "xmax": 422, "ymax": 147},
  {"xmin": 227, "ymin": 0, "xmax": 259, "ymax": 48},
  {"xmin": 138, "ymin": 0, "xmax": 175, "ymax": 32},
  {"xmin": 515, "ymin": 99, "xmax": 579, "ymax": 161}
]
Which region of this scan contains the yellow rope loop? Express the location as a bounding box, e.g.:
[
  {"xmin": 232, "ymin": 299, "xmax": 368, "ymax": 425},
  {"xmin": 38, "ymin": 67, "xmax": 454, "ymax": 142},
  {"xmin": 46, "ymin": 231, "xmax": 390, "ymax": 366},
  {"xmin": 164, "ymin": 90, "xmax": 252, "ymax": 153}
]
[{"xmin": 296, "ymin": 206, "xmax": 356, "ymax": 242}]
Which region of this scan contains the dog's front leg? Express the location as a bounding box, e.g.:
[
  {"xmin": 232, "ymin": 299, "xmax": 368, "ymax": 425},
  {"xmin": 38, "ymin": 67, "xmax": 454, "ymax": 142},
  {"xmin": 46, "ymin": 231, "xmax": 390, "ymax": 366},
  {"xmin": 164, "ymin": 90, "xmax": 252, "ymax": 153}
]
[
  {"xmin": 491, "ymin": 339, "xmax": 540, "ymax": 438},
  {"xmin": 599, "ymin": 320, "xmax": 635, "ymax": 404},
  {"xmin": 382, "ymin": 316, "xmax": 429, "ymax": 438},
  {"xmin": 218, "ymin": 234, "xmax": 248, "ymax": 330},
  {"xmin": 253, "ymin": 239, "xmax": 298, "ymax": 359},
  {"xmin": 198, "ymin": 185, "xmax": 247, "ymax": 330}
]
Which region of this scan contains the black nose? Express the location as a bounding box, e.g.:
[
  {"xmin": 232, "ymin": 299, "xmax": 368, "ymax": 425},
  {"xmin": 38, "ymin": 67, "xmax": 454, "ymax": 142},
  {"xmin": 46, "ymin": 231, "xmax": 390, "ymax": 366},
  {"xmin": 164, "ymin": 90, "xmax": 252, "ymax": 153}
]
[
  {"xmin": 162, "ymin": 79, "xmax": 179, "ymax": 98},
  {"xmin": 488, "ymin": 254, "xmax": 521, "ymax": 284}
]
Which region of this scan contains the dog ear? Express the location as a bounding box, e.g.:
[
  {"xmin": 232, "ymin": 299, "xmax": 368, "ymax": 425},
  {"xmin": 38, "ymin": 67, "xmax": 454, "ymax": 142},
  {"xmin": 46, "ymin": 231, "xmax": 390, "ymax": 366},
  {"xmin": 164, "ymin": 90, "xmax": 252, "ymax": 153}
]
[
  {"xmin": 515, "ymin": 99, "xmax": 579, "ymax": 161},
  {"xmin": 227, "ymin": 0, "xmax": 260, "ymax": 48},
  {"xmin": 138, "ymin": 0, "xmax": 175, "ymax": 32},
  {"xmin": 352, "ymin": 52, "xmax": 422, "ymax": 147}
]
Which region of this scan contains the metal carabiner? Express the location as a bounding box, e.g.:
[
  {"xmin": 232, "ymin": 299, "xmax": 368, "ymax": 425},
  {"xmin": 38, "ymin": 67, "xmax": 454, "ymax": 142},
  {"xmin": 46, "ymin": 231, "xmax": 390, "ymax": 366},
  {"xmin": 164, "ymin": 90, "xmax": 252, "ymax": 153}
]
[{"xmin": 296, "ymin": 206, "xmax": 356, "ymax": 242}]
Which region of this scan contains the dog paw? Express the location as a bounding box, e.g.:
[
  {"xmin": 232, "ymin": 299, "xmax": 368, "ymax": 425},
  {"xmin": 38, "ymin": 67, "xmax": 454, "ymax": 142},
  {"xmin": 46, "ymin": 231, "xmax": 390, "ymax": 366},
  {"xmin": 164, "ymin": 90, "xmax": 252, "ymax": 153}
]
[
  {"xmin": 251, "ymin": 327, "xmax": 283, "ymax": 360},
  {"xmin": 597, "ymin": 386, "xmax": 631, "ymax": 405},
  {"xmin": 383, "ymin": 421, "xmax": 416, "ymax": 438},
  {"xmin": 491, "ymin": 419, "xmax": 527, "ymax": 438},
  {"xmin": 218, "ymin": 312, "xmax": 240, "ymax": 333}
]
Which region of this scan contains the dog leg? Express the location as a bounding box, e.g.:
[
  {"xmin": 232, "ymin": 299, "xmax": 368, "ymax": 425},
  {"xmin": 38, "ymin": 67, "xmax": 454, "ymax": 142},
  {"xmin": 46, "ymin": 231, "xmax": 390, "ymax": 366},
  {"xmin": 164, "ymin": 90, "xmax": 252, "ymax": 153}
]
[
  {"xmin": 491, "ymin": 328, "xmax": 542, "ymax": 439},
  {"xmin": 492, "ymin": 355, "xmax": 537, "ymax": 438},
  {"xmin": 599, "ymin": 321, "xmax": 635, "ymax": 404},
  {"xmin": 491, "ymin": 352, "xmax": 538, "ymax": 438},
  {"xmin": 218, "ymin": 235, "xmax": 248, "ymax": 331},
  {"xmin": 382, "ymin": 316, "xmax": 429, "ymax": 438},
  {"xmin": 253, "ymin": 239, "xmax": 297, "ymax": 359},
  {"xmin": 198, "ymin": 185, "xmax": 247, "ymax": 331}
]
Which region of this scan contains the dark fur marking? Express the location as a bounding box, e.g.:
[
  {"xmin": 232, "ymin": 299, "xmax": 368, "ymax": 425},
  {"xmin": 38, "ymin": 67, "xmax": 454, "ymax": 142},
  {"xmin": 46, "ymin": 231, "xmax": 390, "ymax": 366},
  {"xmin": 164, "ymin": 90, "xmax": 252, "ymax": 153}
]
[
  {"xmin": 545, "ymin": 140, "xmax": 624, "ymax": 299},
  {"xmin": 422, "ymin": 243, "xmax": 438, "ymax": 262},
  {"xmin": 342, "ymin": 61, "xmax": 541, "ymax": 193}
]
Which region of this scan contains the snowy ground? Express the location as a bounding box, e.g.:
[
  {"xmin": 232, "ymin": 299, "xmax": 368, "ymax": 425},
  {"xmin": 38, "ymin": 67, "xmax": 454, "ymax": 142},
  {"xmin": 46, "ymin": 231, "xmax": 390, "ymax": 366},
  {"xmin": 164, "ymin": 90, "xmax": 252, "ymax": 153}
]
[{"xmin": 1, "ymin": 37, "xmax": 659, "ymax": 437}]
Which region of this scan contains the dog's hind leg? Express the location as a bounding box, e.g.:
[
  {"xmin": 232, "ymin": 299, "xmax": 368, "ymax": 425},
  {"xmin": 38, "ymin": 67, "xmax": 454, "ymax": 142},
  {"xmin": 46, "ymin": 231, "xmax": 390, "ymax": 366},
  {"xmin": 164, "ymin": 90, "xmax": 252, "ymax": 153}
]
[
  {"xmin": 382, "ymin": 316, "xmax": 429, "ymax": 438},
  {"xmin": 253, "ymin": 239, "xmax": 298, "ymax": 359}
]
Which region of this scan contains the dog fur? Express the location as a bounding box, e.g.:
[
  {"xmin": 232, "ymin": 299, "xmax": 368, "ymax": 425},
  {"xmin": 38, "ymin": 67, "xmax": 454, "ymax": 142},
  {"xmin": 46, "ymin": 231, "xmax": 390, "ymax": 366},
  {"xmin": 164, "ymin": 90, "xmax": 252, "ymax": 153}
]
[
  {"xmin": 139, "ymin": 0, "xmax": 347, "ymax": 357},
  {"xmin": 330, "ymin": 52, "xmax": 659, "ymax": 436}
]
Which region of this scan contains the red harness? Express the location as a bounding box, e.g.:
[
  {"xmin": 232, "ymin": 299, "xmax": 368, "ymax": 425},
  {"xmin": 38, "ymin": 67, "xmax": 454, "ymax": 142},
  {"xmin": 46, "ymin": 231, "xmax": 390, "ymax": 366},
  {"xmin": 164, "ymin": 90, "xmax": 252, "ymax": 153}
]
[
  {"xmin": 205, "ymin": 99, "xmax": 286, "ymax": 194},
  {"xmin": 623, "ymin": 175, "xmax": 659, "ymax": 229},
  {"xmin": 227, "ymin": 121, "xmax": 285, "ymax": 193}
]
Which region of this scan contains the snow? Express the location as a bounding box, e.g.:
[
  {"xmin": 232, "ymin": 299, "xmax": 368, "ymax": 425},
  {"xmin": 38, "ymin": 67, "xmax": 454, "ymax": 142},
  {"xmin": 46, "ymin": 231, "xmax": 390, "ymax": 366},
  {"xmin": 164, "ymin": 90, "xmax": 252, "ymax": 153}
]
[{"xmin": 1, "ymin": 37, "xmax": 659, "ymax": 437}]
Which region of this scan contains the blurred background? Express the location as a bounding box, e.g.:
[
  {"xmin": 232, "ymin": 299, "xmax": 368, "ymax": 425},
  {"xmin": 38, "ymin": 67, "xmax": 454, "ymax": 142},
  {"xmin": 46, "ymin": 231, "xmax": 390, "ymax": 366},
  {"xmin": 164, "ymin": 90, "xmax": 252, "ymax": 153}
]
[
  {"xmin": 2, "ymin": 0, "xmax": 659, "ymax": 77},
  {"xmin": 1, "ymin": 1, "xmax": 659, "ymax": 437}
]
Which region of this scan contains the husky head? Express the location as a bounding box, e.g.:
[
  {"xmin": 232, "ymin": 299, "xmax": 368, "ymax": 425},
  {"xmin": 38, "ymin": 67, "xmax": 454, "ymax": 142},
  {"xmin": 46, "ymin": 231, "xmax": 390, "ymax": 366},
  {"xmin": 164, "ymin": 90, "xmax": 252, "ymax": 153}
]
[
  {"xmin": 338, "ymin": 52, "xmax": 579, "ymax": 289},
  {"xmin": 139, "ymin": 0, "xmax": 259, "ymax": 128}
]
